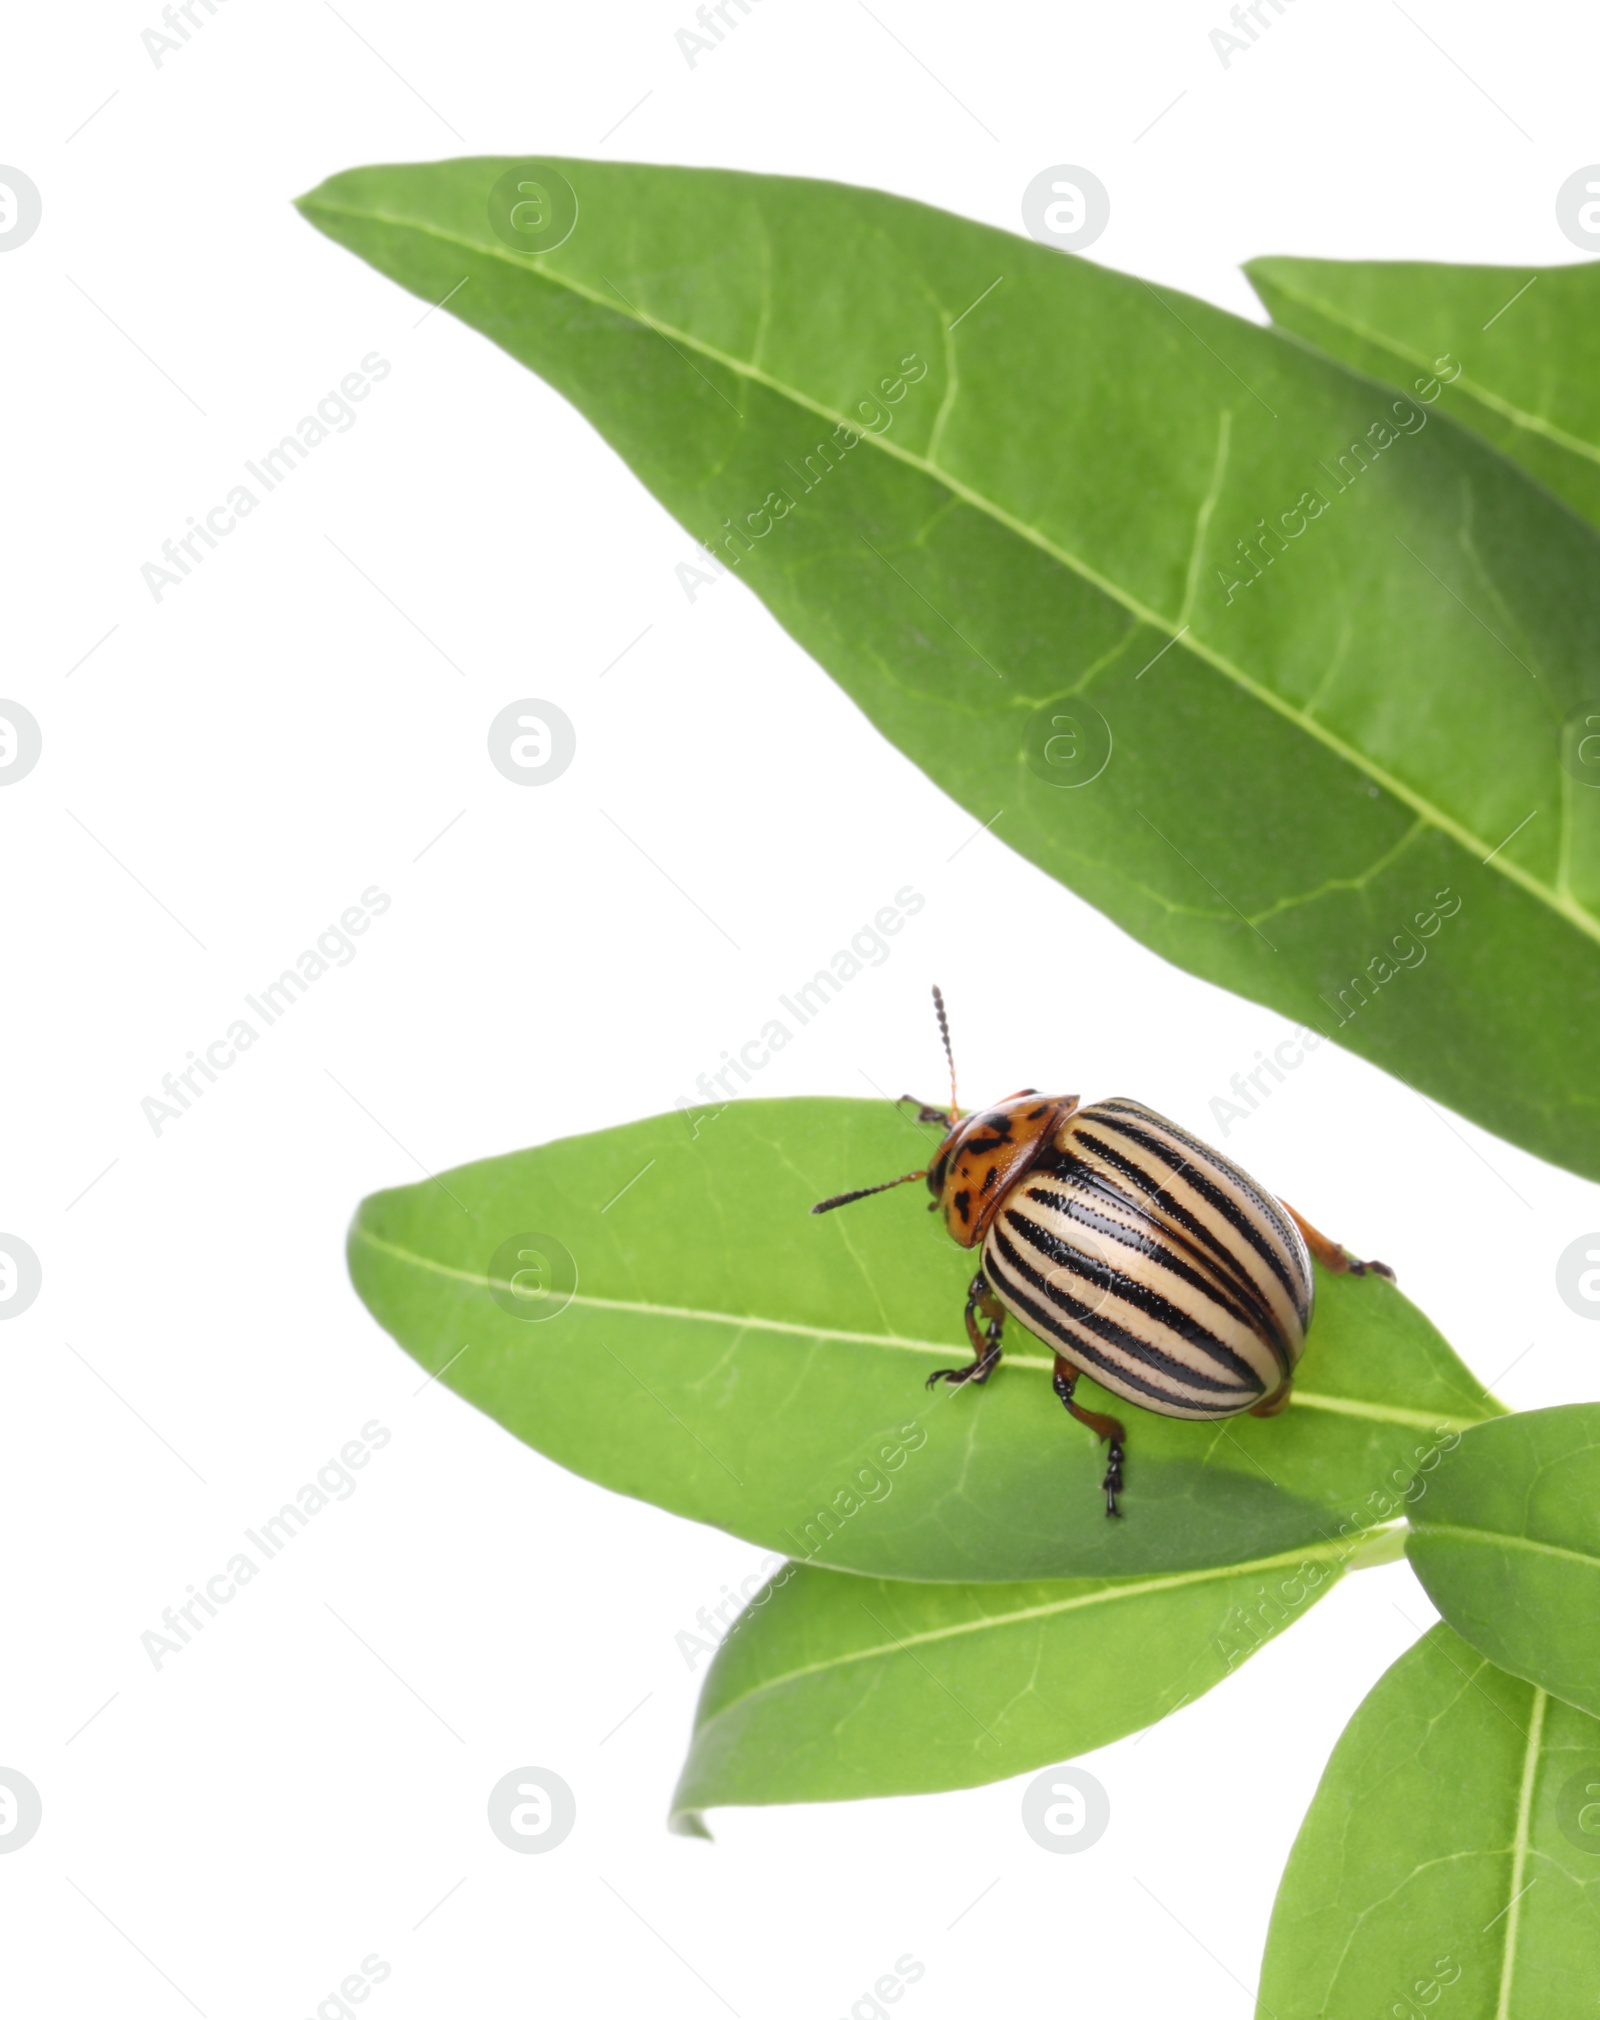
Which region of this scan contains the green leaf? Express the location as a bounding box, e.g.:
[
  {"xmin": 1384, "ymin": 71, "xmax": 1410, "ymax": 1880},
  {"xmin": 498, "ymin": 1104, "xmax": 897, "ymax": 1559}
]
[
  {"xmin": 346, "ymin": 1096, "xmax": 1498, "ymax": 1582},
  {"xmin": 298, "ymin": 159, "xmax": 1600, "ymax": 1181},
  {"xmin": 1259, "ymin": 1623, "xmax": 1600, "ymax": 2018},
  {"xmin": 1246, "ymin": 256, "xmax": 1600, "ymax": 531},
  {"xmin": 1407, "ymin": 1405, "xmax": 1600, "ymax": 1720},
  {"xmin": 670, "ymin": 1533, "xmax": 1373, "ymax": 1830}
]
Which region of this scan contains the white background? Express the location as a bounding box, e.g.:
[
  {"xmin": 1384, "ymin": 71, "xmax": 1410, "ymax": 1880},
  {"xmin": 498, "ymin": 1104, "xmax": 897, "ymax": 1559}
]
[{"xmin": 4, "ymin": 1, "xmax": 1599, "ymax": 2013}]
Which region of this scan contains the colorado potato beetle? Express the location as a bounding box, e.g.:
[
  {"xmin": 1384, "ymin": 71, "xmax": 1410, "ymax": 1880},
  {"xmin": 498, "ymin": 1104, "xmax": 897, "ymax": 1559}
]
[{"xmin": 813, "ymin": 988, "xmax": 1393, "ymax": 1517}]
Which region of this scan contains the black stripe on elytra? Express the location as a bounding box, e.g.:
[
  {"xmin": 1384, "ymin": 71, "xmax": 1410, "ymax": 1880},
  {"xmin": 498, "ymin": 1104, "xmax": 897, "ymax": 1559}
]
[
  {"xmin": 1003, "ymin": 1206, "xmax": 1267, "ymax": 1390},
  {"xmin": 1034, "ymin": 1142, "xmax": 1291, "ymax": 1369},
  {"xmin": 1097, "ymin": 1100, "xmax": 1310, "ymax": 1282},
  {"xmin": 989, "ymin": 1217, "xmax": 1262, "ymax": 1401},
  {"xmin": 1071, "ymin": 1118, "xmax": 1304, "ymax": 1327},
  {"xmin": 1076, "ymin": 1113, "xmax": 1299, "ymax": 1303},
  {"xmin": 1018, "ymin": 1180, "xmax": 1274, "ymax": 1363},
  {"xmin": 986, "ymin": 1238, "xmax": 1251, "ymax": 1416}
]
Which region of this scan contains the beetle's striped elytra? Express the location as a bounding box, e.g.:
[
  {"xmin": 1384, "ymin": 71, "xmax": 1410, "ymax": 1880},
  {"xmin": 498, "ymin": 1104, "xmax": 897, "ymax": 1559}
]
[{"xmin": 812, "ymin": 988, "xmax": 1394, "ymax": 1517}]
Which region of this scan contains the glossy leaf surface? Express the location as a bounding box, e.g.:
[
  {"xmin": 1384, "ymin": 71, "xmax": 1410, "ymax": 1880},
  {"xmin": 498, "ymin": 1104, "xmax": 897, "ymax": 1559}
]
[
  {"xmin": 301, "ymin": 160, "xmax": 1600, "ymax": 1178},
  {"xmin": 1247, "ymin": 255, "xmax": 1600, "ymax": 529},
  {"xmin": 1259, "ymin": 1624, "xmax": 1600, "ymax": 2018},
  {"xmin": 347, "ymin": 1098, "xmax": 1496, "ymax": 1581},
  {"xmin": 1408, "ymin": 1404, "xmax": 1600, "ymax": 1719},
  {"xmin": 670, "ymin": 1536, "xmax": 1363, "ymax": 1829}
]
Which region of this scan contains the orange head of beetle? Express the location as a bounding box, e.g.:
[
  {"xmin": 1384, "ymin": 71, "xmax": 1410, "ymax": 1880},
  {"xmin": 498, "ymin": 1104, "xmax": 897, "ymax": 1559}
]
[
  {"xmin": 809, "ymin": 986, "xmax": 1077, "ymax": 1247},
  {"xmin": 924, "ymin": 1090, "xmax": 1079, "ymax": 1248}
]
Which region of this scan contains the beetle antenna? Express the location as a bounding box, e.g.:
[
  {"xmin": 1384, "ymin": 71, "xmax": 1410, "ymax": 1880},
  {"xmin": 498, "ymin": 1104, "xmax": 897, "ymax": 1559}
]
[
  {"xmin": 931, "ymin": 984, "xmax": 959, "ymax": 1118},
  {"xmin": 811, "ymin": 1170, "xmax": 928, "ymax": 1215}
]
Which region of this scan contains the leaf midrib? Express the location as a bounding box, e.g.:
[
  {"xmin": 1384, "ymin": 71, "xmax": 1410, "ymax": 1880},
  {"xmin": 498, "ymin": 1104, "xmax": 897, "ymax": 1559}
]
[
  {"xmin": 1496, "ymin": 1681, "xmax": 1547, "ymax": 2020},
  {"xmin": 694, "ymin": 1534, "xmax": 1361, "ymax": 1718},
  {"xmin": 350, "ymin": 1223, "xmax": 1488, "ymax": 1432},
  {"xmin": 1254, "ymin": 267, "xmax": 1600, "ymax": 474},
  {"xmin": 302, "ymin": 194, "xmax": 1600, "ymax": 953}
]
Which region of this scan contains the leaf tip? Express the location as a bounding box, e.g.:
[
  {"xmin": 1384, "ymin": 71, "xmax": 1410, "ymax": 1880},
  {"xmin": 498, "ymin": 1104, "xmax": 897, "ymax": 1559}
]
[{"xmin": 290, "ymin": 178, "xmax": 333, "ymax": 219}]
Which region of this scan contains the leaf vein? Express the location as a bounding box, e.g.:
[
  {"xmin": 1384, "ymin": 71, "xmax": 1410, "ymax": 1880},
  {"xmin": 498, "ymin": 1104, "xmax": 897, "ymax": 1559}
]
[{"xmin": 301, "ymin": 196, "xmax": 1600, "ymax": 950}]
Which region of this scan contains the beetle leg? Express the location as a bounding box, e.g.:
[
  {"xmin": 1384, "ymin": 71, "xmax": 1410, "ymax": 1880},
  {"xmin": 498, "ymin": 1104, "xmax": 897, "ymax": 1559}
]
[
  {"xmin": 925, "ymin": 1273, "xmax": 1005, "ymax": 1388},
  {"xmin": 898, "ymin": 1093, "xmax": 954, "ymax": 1128},
  {"xmin": 963, "ymin": 1274, "xmax": 1007, "ymax": 1362},
  {"xmin": 1280, "ymin": 1200, "xmax": 1395, "ymax": 1282},
  {"xmin": 1052, "ymin": 1353, "xmax": 1128, "ymax": 1518}
]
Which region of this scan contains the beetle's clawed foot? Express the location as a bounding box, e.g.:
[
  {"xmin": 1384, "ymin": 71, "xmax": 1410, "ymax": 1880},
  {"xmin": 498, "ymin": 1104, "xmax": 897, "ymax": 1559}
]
[
  {"xmin": 1053, "ymin": 1363, "xmax": 1128, "ymax": 1515},
  {"xmin": 925, "ymin": 1350, "xmax": 999, "ymax": 1391},
  {"xmin": 899, "ymin": 1094, "xmax": 954, "ymax": 1128},
  {"xmin": 1102, "ymin": 1440, "xmax": 1125, "ymax": 1519},
  {"xmin": 1280, "ymin": 1202, "xmax": 1398, "ymax": 1287}
]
